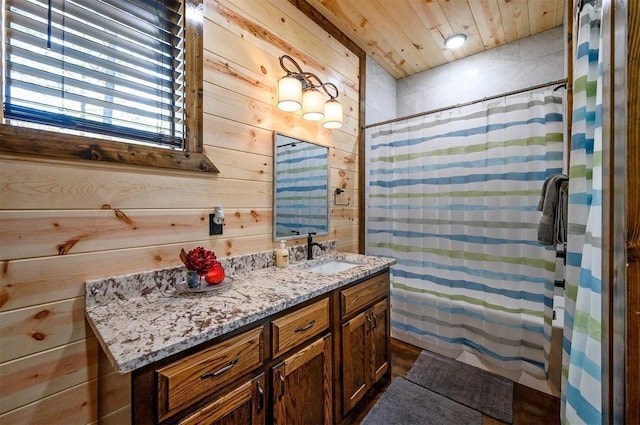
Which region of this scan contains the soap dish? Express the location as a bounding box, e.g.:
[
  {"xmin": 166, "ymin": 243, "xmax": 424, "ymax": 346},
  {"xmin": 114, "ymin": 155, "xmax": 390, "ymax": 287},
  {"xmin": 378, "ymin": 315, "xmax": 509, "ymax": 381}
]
[{"xmin": 175, "ymin": 277, "xmax": 233, "ymax": 294}]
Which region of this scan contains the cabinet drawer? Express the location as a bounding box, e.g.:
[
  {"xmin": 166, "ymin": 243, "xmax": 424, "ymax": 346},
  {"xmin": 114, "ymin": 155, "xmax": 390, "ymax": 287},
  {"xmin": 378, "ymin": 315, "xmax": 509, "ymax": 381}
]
[
  {"xmin": 157, "ymin": 326, "xmax": 264, "ymax": 420},
  {"xmin": 271, "ymin": 298, "xmax": 329, "ymax": 358},
  {"xmin": 178, "ymin": 374, "xmax": 266, "ymax": 425},
  {"xmin": 340, "ymin": 272, "xmax": 388, "ymax": 319}
]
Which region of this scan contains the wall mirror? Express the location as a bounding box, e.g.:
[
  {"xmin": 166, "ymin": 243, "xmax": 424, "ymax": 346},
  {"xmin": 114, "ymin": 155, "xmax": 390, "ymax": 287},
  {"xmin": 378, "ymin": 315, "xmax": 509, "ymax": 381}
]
[{"xmin": 273, "ymin": 132, "xmax": 329, "ymax": 240}]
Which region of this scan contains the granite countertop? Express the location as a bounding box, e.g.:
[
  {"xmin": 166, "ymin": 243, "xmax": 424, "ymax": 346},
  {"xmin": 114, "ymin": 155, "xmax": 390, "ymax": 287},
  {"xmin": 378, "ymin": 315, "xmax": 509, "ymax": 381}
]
[{"xmin": 85, "ymin": 250, "xmax": 395, "ymax": 374}]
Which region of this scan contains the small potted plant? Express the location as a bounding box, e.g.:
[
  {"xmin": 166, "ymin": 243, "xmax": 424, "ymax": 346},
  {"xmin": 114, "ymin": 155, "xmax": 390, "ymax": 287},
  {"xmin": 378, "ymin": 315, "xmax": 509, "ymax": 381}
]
[{"xmin": 180, "ymin": 247, "xmax": 225, "ymax": 288}]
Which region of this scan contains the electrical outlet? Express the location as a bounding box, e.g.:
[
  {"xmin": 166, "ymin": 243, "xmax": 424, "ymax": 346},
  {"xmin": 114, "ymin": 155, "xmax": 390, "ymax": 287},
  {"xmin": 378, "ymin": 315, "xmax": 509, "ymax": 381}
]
[{"xmin": 209, "ymin": 214, "xmax": 223, "ymax": 235}]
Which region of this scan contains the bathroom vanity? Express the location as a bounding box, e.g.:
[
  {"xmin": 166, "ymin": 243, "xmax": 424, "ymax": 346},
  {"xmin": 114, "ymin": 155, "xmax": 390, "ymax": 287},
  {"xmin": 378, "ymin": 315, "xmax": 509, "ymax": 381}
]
[{"xmin": 85, "ymin": 249, "xmax": 395, "ymax": 424}]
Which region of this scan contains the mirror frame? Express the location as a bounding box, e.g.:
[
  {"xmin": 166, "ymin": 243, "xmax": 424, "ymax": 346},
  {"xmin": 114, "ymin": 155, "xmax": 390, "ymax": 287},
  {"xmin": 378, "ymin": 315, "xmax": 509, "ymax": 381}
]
[{"xmin": 273, "ymin": 132, "xmax": 330, "ymax": 241}]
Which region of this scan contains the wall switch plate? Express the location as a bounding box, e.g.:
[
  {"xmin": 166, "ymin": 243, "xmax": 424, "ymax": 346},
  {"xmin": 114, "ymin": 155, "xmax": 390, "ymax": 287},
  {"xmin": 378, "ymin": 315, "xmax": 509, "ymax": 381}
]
[{"xmin": 209, "ymin": 214, "xmax": 223, "ymax": 235}]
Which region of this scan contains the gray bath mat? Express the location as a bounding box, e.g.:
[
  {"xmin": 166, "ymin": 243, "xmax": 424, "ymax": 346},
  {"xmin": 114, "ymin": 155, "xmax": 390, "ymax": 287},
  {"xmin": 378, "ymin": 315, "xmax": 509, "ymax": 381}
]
[
  {"xmin": 361, "ymin": 377, "xmax": 482, "ymax": 425},
  {"xmin": 406, "ymin": 350, "xmax": 513, "ymax": 423}
]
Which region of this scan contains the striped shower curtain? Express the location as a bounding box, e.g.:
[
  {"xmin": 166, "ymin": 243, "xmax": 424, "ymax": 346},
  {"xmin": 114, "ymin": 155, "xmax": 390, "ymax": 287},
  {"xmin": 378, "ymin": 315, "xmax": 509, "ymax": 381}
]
[
  {"xmin": 366, "ymin": 91, "xmax": 564, "ymax": 378},
  {"xmin": 562, "ymin": 3, "xmax": 603, "ymax": 424}
]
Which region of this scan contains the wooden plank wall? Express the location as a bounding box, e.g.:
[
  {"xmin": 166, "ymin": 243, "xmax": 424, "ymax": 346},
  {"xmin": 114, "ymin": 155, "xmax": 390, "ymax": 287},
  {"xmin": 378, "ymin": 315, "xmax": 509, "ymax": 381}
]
[
  {"xmin": 0, "ymin": 0, "xmax": 360, "ymax": 422},
  {"xmin": 626, "ymin": 0, "xmax": 639, "ymax": 421}
]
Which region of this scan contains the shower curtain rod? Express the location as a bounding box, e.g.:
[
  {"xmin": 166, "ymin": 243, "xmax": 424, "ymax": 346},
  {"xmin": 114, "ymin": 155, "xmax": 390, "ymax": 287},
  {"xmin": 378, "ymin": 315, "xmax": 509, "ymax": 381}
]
[{"xmin": 363, "ymin": 78, "xmax": 568, "ymax": 129}]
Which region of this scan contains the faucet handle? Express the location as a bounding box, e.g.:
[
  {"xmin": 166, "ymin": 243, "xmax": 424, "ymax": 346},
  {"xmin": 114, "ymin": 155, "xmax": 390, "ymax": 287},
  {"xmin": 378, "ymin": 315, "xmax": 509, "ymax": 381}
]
[{"xmin": 307, "ymin": 232, "xmax": 317, "ymax": 260}]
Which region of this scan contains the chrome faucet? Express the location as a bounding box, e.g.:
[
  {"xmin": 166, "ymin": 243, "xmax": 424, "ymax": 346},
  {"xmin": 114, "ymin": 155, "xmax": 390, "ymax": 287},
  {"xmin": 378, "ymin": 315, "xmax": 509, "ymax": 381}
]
[{"xmin": 307, "ymin": 232, "xmax": 326, "ymax": 260}]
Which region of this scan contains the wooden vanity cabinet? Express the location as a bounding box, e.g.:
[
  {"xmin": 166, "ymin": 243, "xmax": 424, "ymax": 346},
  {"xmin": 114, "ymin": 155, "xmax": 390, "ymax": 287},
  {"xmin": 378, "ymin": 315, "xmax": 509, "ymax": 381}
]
[
  {"xmin": 131, "ymin": 270, "xmax": 390, "ymax": 425},
  {"xmin": 339, "ymin": 273, "xmax": 390, "ymax": 416}
]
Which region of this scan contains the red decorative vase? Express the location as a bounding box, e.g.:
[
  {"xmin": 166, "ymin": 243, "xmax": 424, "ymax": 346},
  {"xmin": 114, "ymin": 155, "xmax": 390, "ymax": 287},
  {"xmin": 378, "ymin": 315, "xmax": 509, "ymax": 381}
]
[{"xmin": 205, "ymin": 262, "xmax": 225, "ymax": 285}]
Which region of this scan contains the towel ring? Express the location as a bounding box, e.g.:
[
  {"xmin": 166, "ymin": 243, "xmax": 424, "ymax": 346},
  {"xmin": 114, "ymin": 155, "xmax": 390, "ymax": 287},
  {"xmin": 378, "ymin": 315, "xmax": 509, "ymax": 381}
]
[{"xmin": 334, "ymin": 188, "xmax": 349, "ymax": 206}]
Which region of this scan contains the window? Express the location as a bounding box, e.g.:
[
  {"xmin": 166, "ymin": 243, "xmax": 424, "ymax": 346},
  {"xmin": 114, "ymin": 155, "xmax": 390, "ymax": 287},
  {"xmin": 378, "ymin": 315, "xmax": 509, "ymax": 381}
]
[{"xmin": 1, "ymin": 0, "xmax": 217, "ymax": 172}]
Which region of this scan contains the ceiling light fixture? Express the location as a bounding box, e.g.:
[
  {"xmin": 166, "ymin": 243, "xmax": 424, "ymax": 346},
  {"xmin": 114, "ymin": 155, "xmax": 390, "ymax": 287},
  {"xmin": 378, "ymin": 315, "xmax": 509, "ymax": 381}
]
[
  {"xmin": 444, "ymin": 33, "xmax": 467, "ymax": 49},
  {"xmin": 277, "ymin": 55, "xmax": 343, "ymax": 129}
]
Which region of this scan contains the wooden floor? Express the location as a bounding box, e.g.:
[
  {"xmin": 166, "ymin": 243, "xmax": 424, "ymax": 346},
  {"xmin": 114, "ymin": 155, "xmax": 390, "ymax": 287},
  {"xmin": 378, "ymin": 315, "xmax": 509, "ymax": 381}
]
[{"xmin": 346, "ymin": 338, "xmax": 561, "ymax": 425}]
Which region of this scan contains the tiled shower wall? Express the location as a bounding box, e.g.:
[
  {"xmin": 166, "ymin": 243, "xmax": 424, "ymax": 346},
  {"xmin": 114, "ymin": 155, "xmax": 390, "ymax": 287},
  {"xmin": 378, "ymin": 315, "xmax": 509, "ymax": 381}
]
[
  {"xmin": 366, "ymin": 26, "xmax": 565, "ymax": 123},
  {"xmin": 365, "ymin": 56, "xmax": 397, "ymax": 125}
]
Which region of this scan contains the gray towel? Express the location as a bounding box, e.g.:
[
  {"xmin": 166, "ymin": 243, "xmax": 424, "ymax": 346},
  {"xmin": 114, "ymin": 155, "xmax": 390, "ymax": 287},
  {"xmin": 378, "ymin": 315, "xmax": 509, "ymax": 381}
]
[
  {"xmin": 555, "ymin": 180, "xmax": 568, "ymax": 245},
  {"xmin": 537, "ymin": 174, "xmax": 569, "ymax": 245}
]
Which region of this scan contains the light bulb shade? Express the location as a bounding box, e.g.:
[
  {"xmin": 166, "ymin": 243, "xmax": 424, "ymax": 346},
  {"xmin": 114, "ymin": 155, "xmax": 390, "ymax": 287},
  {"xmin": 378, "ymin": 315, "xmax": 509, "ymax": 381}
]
[
  {"xmin": 323, "ymin": 99, "xmax": 343, "ymax": 129},
  {"xmin": 302, "ymin": 89, "xmax": 325, "ymax": 121},
  {"xmin": 277, "ymin": 76, "xmax": 302, "ymax": 112}
]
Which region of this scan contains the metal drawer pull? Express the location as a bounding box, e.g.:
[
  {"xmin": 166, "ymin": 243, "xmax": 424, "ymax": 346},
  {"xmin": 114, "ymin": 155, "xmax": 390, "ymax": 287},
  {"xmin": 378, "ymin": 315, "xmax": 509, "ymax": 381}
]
[
  {"xmin": 256, "ymin": 380, "xmax": 264, "ymax": 413},
  {"xmin": 278, "ymin": 370, "xmax": 285, "ymax": 399},
  {"xmin": 294, "ymin": 320, "xmax": 316, "ymax": 332},
  {"xmin": 200, "ymin": 358, "xmax": 238, "ymax": 379},
  {"xmin": 372, "ymin": 312, "xmax": 378, "ymax": 329}
]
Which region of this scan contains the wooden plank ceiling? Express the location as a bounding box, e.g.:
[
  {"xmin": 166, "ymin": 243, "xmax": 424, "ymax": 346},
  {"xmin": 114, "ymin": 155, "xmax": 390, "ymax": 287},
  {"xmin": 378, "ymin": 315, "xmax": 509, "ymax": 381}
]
[{"xmin": 306, "ymin": 0, "xmax": 565, "ymax": 79}]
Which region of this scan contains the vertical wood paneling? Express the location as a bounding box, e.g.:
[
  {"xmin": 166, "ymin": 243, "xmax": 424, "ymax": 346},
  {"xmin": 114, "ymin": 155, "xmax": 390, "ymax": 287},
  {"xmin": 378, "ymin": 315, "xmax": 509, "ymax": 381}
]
[
  {"xmin": 498, "ymin": 0, "xmax": 531, "ymax": 42},
  {"xmin": 307, "ymin": 0, "xmax": 564, "ymax": 79},
  {"xmin": 528, "ymin": 0, "xmax": 559, "ymax": 34},
  {"xmin": 306, "ymin": 0, "xmax": 414, "ymax": 77},
  {"xmin": 407, "ymin": 1, "xmax": 467, "ymax": 72},
  {"xmin": 626, "ymin": 0, "xmax": 639, "ymax": 421},
  {"xmin": 375, "ymin": 0, "xmax": 448, "ymax": 67},
  {"xmin": 435, "ymin": 0, "xmax": 485, "ymax": 57},
  {"xmin": 468, "ymin": 0, "xmax": 507, "ymax": 48},
  {"xmin": 0, "ymin": 1, "xmax": 359, "ymax": 423},
  {"xmin": 354, "ymin": 0, "xmax": 432, "ymax": 72}
]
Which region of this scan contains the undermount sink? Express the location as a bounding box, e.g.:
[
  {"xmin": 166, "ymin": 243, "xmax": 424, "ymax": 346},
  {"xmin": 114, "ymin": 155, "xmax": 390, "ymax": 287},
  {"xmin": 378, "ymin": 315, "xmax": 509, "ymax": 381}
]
[{"xmin": 301, "ymin": 260, "xmax": 360, "ymax": 274}]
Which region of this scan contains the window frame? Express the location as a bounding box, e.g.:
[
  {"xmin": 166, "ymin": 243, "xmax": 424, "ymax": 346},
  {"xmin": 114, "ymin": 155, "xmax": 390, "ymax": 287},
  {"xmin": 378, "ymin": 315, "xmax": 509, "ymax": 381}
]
[{"xmin": 0, "ymin": 0, "xmax": 218, "ymax": 173}]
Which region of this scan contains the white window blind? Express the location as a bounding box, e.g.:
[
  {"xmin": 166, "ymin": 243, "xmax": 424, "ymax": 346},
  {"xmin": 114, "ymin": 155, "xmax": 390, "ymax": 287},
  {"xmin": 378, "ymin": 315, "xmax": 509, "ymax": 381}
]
[{"xmin": 4, "ymin": 0, "xmax": 185, "ymax": 148}]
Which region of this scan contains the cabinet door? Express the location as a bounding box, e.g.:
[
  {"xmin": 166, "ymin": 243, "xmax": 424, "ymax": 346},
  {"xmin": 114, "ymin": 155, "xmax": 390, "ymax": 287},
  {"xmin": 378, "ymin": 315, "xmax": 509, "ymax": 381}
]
[
  {"xmin": 178, "ymin": 373, "xmax": 266, "ymax": 425},
  {"xmin": 341, "ymin": 311, "xmax": 369, "ymax": 414},
  {"xmin": 272, "ymin": 334, "xmax": 332, "ymax": 425},
  {"xmin": 369, "ymin": 299, "xmax": 389, "ymax": 384}
]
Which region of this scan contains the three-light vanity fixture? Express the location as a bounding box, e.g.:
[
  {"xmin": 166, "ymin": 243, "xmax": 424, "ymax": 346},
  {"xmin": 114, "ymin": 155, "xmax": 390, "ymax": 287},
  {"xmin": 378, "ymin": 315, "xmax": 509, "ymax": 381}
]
[{"xmin": 276, "ymin": 55, "xmax": 343, "ymax": 129}]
